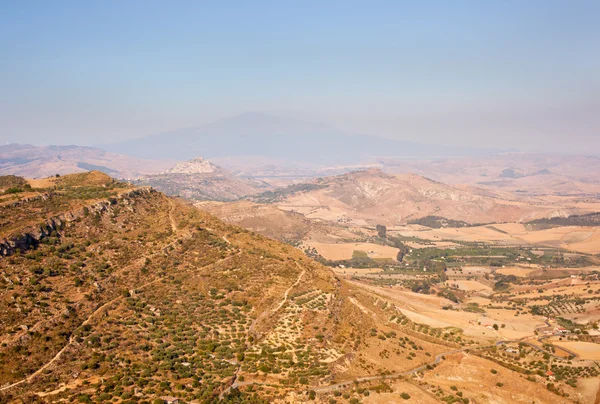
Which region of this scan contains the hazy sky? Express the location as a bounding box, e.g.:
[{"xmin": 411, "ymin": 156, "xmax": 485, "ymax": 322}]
[{"xmin": 1, "ymin": 1, "xmax": 599, "ymax": 153}]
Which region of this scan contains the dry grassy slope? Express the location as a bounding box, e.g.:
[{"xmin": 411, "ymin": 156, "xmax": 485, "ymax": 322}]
[
  {"xmin": 275, "ymin": 169, "xmax": 585, "ymax": 225},
  {"xmin": 137, "ymin": 171, "xmax": 266, "ymax": 201},
  {"xmin": 0, "ymin": 172, "xmax": 132, "ymax": 239},
  {"xmin": 0, "ymin": 172, "xmax": 438, "ymax": 403},
  {"xmin": 200, "ymin": 200, "xmax": 360, "ymax": 243},
  {"xmin": 0, "ymin": 172, "xmax": 576, "ymax": 404}
]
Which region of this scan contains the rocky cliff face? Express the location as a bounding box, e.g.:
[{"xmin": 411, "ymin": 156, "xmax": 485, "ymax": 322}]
[{"xmin": 0, "ymin": 187, "xmax": 155, "ymax": 256}]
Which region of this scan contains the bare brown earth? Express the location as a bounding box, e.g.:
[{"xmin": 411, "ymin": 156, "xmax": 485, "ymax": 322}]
[
  {"xmin": 421, "ymin": 353, "xmax": 572, "ymax": 404},
  {"xmin": 307, "ymin": 242, "xmax": 399, "ymax": 261},
  {"xmin": 268, "ymin": 170, "xmax": 596, "ymax": 226},
  {"xmin": 200, "ymin": 200, "xmax": 362, "ymax": 243}
]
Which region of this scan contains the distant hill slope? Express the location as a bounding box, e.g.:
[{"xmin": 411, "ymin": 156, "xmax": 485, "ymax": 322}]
[
  {"xmin": 380, "ymin": 153, "xmax": 600, "ymax": 194},
  {"xmin": 101, "ymin": 111, "xmax": 499, "ymax": 163},
  {"xmin": 200, "ymin": 200, "xmax": 359, "ymax": 243},
  {"xmin": 527, "ymin": 211, "xmax": 600, "ymax": 228},
  {"xmin": 0, "ymin": 172, "xmax": 580, "ymax": 404},
  {"xmin": 133, "ymin": 157, "xmax": 270, "ymax": 201},
  {"xmin": 250, "ymin": 169, "xmax": 586, "ymax": 226},
  {"xmin": 0, "ymin": 144, "xmax": 173, "ymax": 179}
]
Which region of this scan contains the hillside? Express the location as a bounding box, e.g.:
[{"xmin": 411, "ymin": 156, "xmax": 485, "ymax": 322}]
[
  {"xmin": 380, "ymin": 153, "xmax": 600, "ymax": 195},
  {"xmin": 0, "ymin": 144, "xmax": 173, "ymax": 179},
  {"xmin": 0, "ymin": 172, "xmax": 594, "ymax": 403},
  {"xmin": 0, "ymin": 172, "xmax": 443, "ymax": 403},
  {"xmin": 133, "ymin": 157, "xmax": 270, "ymax": 201},
  {"xmin": 253, "ymin": 169, "xmax": 582, "ymax": 227},
  {"xmin": 200, "ymin": 200, "xmax": 361, "ymax": 244}
]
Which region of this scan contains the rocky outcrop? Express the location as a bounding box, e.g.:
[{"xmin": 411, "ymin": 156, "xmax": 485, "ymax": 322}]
[
  {"xmin": 164, "ymin": 157, "xmax": 217, "ymax": 174},
  {"xmin": 0, "ymin": 187, "xmax": 156, "ymax": 256}
]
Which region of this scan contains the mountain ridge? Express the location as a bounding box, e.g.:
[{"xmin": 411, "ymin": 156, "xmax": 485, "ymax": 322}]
[
  {"xmin": 101, "ymin": 112, "xmax": 504, "ymax": 163},
  {"xmin": 0, "ymin": 144, "xmax": 173, "ymax": 179}
]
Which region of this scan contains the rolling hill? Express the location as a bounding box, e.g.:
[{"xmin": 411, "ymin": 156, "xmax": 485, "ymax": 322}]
[
  {"xmin": 0, "ymin": 144, "xmax": 172, "ymax": 179},
  {"xmin": 0, "ymin": 171, "xmax": 592, "ymax": 403},
  {"xmin": 249, "ymin": 169, "xmax": 583, "ymax": 227},
  {"xmin": 133, "ymin": 157, "xmax": 270, "ymax": 201}
]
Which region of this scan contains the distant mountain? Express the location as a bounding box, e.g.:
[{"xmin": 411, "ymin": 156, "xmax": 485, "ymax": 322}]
[
  {"xmin": 101, "ymin": 112, "xmax": 500, "ymax": 164},
  {"xmin": 0, "ymin": 144, "xmax": 173, "ymax": 179},
  {"xmin": 133, "ymin": 156, "xmax": 270, "ymax": 201}
]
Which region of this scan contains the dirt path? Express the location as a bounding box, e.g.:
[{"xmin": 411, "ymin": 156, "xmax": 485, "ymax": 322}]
[
  {"xmin": 221, "ymin": 264, "xmax": 306, "ymax": 399},
  {"xmin": 272, "ymin": 265, "xmax": 305, "ymax": 313},
  {"xmin": 167, "ymin": 198, "xmax": 178, "ymax": 233}
]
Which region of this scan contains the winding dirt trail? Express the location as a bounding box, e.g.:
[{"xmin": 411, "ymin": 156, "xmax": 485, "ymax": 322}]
[
  {"xmin": 221, "ymin": 263, "xmax": 306, "ymax": 399},
  {"xmin": 167, "ymin": 198, "xmax": 179, "ymax": 233},
  {"xmin": 273, "ymin": 265, "xmax": 305, "ymax": 313}
]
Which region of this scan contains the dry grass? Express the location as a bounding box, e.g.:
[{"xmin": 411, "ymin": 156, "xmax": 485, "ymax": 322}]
[{"xmin": 307, "ymin": 242, "xmax": 399, "ymax": 261}]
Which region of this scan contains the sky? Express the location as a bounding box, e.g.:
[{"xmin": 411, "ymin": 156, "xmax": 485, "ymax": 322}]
[{"xmin": 1, "ymin": 0, "xmax": 599, "ymax": 154}]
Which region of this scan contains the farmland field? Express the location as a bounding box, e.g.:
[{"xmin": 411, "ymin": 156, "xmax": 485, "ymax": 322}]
[{"xmin": 306, "ymin": 241, "xmax": 399, "ymax": 261}]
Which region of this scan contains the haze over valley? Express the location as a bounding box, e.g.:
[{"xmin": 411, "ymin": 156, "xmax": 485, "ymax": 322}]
[{"xmin": 2, "ymin": 2, "xmax": 600, "ymax": 404}]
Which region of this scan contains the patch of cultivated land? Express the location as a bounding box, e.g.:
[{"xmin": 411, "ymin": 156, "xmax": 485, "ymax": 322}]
[
  {"xmin": 390, "ymin": 224, "xmax": 526, "ymax": 244},
  {"xmin": 422, "ymin": 353, "xmax": 572, "ymax": 404},
  {"xmin": 514, "ymin": 280, "xmax": 600, "ymax": 299},
  {"xmin": 392, "ymin": 222, "xmax": 600, "ymax": 254},
  {"xmin": 577, "ymin": 378, "xmax": 600, "ymax": 404},
  {"xmin": 332, "ymin": 267, "xmax": 384, "ymax": 275},
  {"xmin": 550, "ymin": 341, "xmax": 600, "ymax": 360},
  {"xmin": 496, "ymin": 265, "xmax": 538, "ymax": 277},
  {"xmin": 483, "ymin": 309, "xmax": 543, "ymax": 339},
  {"xmin": 308, "ymin": 241, "xmax": 399, "ymax": 261},
  {"xmin": 351, "ymin": 281, "xmax": 543, "ymax": 340},
  {"xmin": 445, "ymin": 280, "xmax": 492, "ymax": 292},
  {"xmin": 519, "ymin": 226, "xmax": 600, "ymax": 254},
  {"xmin": 447, "ymin": 266, "xmax": 493, "ymax": 276}
]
